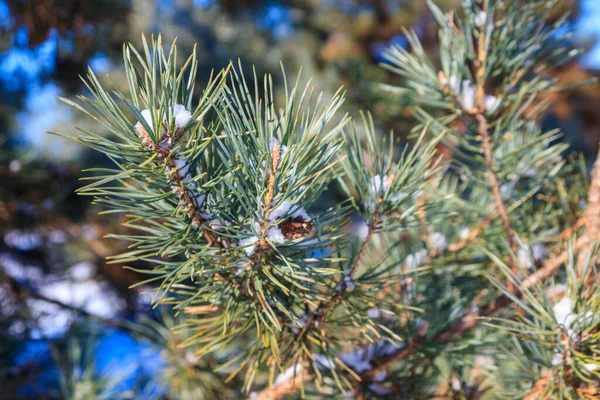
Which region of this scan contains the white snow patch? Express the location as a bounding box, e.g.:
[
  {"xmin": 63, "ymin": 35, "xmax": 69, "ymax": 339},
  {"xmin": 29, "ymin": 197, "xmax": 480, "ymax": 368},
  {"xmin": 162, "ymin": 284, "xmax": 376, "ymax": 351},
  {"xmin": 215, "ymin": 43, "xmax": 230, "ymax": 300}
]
[
  {"xmin": 266, "ymin": 226, "xmax": 286, "ymax": 244},
  {"xmin": 429, "ymin": 232, "xmax": 448, "ymax": 251},
  {"xmin": 584, "ymin": 363, "xmax": 599, "ymax": 372},
  {"xmin": 518, "ymin": 243, "xmax": 548, "ymax": 269},
  {"xmin": 134, "ymin": 109, "xmax": 155, "ymax": 136},
  {"xmin": 274, "ymin": 364, "xmax": 303, "ymax": 385},
  {"xmin": 405, "ymin": 249, "xmax": 428, "ymax": 270},
  {"xmin": 340, "ymin": 341, "xmax": 404, "ymax": 374},
  {"xmin": 135, "ymin": 104, "xmax": 193, "ymax": 137},
  {"xmin": 459, "ymin": 227, "xmax": 470, "ymax": 241},
  {"xmin": 343, "ymin": 269, "xmax": 356, "ymax": 290},
  {"xmin": 355, "ymin": 220, "xmax": 369, "ymax": 241},
  {"xmin": 368, "ymin": 174, "xmax": 405, "ymax": 210},
  {"xmin": 449, "ymin": 78, "xmax": 501, "ymax": 112},
  {"xmin": 239, "ymin": 236, "xmax": 259, "ymax": 256},
  {"xmin": 474, "ymin": 11, "xmax": 487, "ymax": 28},
  {"xmin": 553, "ymin": 296, "xmax": 575, "ymax": 337},
  {"xmin": 171, "ymin": 104, "xmax": 192, "ymax": 129}
]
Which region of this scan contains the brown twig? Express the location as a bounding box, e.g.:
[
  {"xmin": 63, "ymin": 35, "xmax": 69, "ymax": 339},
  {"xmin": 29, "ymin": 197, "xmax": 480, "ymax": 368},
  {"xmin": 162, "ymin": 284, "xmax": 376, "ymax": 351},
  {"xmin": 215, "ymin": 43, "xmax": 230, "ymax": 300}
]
[
  {"xmin": 472, "ymin": 0, "xmax": 518, "ymax": 278},
  {"xmin": 251, "ymin": 369, "xmax": 308, "ymax": 400},
  {"xmin": 577, "ymin": 141, "xmax": 600, "ymax": 280},
  {"xmin": 243, "ymin": 140, "xmax": 284, "ymax": 276},
  {"xmin": 524, "ymin": 371, "xmax": 600, "ymax": 399},
  {"xmin": 523, "ymin": 372, "xmax": 552, "ymax": 400},
  {"xmin": 449, "ymin": 218, "xmax": 491, "ymax": 253},
  {"xmin": 307, "ymin": 211, "xmax": 378, "ymax": 320},
  {"xmin": 138, "ymin": 125, "xmax": 222, "ymax": 247},
  {"xmin": 255, "ymin": 139, "xmax": 283, "ymax": 256}
]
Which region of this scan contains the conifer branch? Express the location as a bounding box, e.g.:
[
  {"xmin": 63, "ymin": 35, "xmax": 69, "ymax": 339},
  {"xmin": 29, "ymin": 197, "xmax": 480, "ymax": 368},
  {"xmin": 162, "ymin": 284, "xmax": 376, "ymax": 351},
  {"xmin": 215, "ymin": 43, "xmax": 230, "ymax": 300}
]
[
  {"xmin": 138, "ymin": 124, "xmax": 223, "ymax": 247},
  {"xmin": 287, "ymin": 211, "xmax": 378, "ymax": 357},
  {"xmin": 251, "ymin": 213, "xmax": 379, "ymax": 400},
  {"xmin": 308, "ymin": 212, "xmax": 378, "ymax": 323},
  {"xmin": 473, "ymin": 0, "xmax": 518, "ymax": 277},
  {"xmin": 256, "ymin": 139, "xmax": 283, "ymax": 257},
  {"xmin": 53, "ymin": 4, "xmax": 595, "ymax": 395},
  {"xmin": 242, "ymin": 139, "xmax": 301, "ymax": 281},
  {"xmin": 323, "ymin": 215, "xmax": 378, "ymax": 312},
  {"xmin": 478, "ymin": 115, "xmax": 517, "ymax": 263},
  {"xmin": 355, "ymin": 224, "xmax": 587, "ymax": 387},
  {"xmin": 254, "ymin": 214, "xmax": 585, "ymax": 398}
]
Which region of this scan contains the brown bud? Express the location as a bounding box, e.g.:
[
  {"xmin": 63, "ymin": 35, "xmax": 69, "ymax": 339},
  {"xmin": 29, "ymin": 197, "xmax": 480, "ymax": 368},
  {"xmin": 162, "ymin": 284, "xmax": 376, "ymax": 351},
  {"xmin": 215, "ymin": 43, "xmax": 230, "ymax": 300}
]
[{"xmin": 279, "ymin": 216, "xmax": 313, "ymax": 240}]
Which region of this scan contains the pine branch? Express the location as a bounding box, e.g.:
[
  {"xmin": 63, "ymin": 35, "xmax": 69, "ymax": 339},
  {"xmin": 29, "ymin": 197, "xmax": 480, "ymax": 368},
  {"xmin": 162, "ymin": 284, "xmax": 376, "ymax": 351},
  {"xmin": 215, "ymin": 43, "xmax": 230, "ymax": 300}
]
[
  {"xmin": 251, "ymin": 138, "xmax": 284, "ymax": 262},
  {"xmin": 252, "ymin": 211, "xmax": 508, "ymax": 399},
  {"xmin": 252, "ymin": 210, "xmax": 584, "ymax": 398},
  {"xmin": 137, "ymin": 123, "xmax": 223, "ymax": 247},
  {"xmin": 240, "ymin": 140, "xmax": 287, "ymax": 305},
  {"xmin": 473, "ymin": 0, "xmax": 518, "ymax": 278},
  {"xmin": 250, "ymin": 212, "xmax": 379, "ymax": 400},
  {"xmin": 357, "ymin": 229, "xmax": 587, "ymax": 385},
  {"xmin": 317, "ymin": 211, "xmax": 379, "ymax": 315},
  {"xmin": 53, "ymin": 4, "xmax": 594, "ymax": 395}
]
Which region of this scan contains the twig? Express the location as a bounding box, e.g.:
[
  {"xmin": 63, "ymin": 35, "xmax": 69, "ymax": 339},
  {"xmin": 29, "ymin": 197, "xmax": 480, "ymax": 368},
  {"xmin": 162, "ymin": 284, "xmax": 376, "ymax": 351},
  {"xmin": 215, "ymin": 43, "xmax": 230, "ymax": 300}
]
[
  {"xmin": 251, "ymin": 370, "xmax": 308, "ymax": 400},
  {"xmin": 304, "ymin": 212, "xmax": 378, "ymax": 324},
  {"xmin": 138, "ymin": 125, "xmax": 222, "ymax": 247},
  {"xmin": 472, "ymin": 0, "xmax": 518, "ymax": 277},
  {"xmin": 524, "ymin": 371, "xmax": 600, "ymax": 399},
  {"xmin": 244, "ymin": 141, "xmax": 283, "ymax": 275},
  {"xmin": 577, "ymin": 141, "xmax": 600, "ymax": 280},
  {"xmin": 523, "ymin": 372, "xmax": 551, "ymax": 400},
  {"xmin": 448, "ymin": 218, "xmax": 491, "ymax": 253},
  {"xmin": 255, "ymin": 139, "xmax": 283, "ymax": 256}
]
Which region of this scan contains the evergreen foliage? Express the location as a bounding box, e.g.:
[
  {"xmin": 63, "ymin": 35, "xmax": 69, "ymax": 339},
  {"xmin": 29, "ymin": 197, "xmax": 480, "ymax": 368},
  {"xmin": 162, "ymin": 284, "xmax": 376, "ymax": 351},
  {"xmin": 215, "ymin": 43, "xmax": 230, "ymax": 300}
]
[{"xmin": 56, "ymin": 0, "xmax": 599, "ymax": 398}]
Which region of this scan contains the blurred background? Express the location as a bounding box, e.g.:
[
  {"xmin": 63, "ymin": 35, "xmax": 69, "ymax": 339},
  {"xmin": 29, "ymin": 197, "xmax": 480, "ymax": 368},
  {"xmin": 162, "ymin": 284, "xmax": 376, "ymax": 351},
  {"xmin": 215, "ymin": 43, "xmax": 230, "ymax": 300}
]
[{"xmin": 0, "ymin": 0, "xmax": 599, "ymax": 398}]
